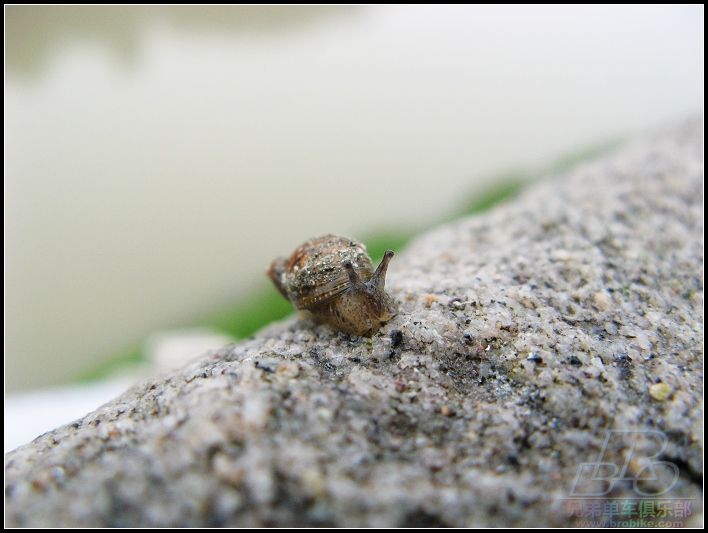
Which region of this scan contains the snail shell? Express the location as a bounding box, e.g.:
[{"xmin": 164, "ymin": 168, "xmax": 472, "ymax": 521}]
[{"xmin": 268, "ymin": 234, "xmax": 397, "ymax": 335}]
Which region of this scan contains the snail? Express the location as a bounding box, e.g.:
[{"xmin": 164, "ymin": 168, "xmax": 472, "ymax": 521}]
[{"xmin": 267, "ymin": 234, "xmax": 397, "ymax": 335}]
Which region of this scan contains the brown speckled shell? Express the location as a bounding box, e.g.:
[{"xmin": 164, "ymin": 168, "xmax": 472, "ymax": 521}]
[
  {"xmin": 282, "ymin": 235, "xmax": 374, "ymax": 310},
  {"xmin": 268, "ymin": 234, "xmax": 397, "ymax": 335}
]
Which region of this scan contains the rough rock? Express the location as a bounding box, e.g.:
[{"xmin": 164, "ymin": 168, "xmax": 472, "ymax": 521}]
[{"xmin": 5, "ymin": 119, "xmax": 703, "ymax": 527}]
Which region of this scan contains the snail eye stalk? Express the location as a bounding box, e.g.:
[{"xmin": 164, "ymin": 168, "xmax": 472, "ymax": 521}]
[
  {"xmin": 343, "ymin": 260, "xmax": 365, "ymax": 289},
  {"xmin": 370, "ymin": 250, "xmax": 394, "ymax": 291}
]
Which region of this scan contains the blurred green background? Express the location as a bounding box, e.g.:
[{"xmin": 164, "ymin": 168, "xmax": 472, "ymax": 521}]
[{"xmin": 5, "ymin": 6, "xmax": 703, "ymax": 392}]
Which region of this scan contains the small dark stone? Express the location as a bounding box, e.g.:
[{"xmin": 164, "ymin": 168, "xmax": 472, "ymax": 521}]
[
  {"xmin": 614, "ymin": 354, "xmax": 631, "ymax": 366},
  {"xmin": 390, "ymin": 329, "xmax": 404, "ymax": 348},
  {"xmin": 255, "ymin": 360, "xmax": 274, "ymax": 373},
  {"xmin": 526, "ymin": 352, "xmax": 542, "ymax": 363}
]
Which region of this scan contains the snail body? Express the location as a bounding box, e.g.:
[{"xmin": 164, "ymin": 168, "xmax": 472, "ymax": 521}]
[{"xmin": 268, "ymin": 234, "xmax": 397, "ymax": 335}]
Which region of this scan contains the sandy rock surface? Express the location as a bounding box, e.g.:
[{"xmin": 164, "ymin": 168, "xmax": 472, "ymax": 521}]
[{"xmin": 5, "ymin": 119, "xmax": 703, "ymax": 527}]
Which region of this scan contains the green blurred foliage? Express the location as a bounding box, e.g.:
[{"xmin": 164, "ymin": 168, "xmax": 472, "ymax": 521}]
[
  {"xmin": 78, "ymin": 344, "xmax": 144, "ymax": 382},
  {"xmin": 207, "ymin": 286, "xmax": 294, "ymax": 339}
]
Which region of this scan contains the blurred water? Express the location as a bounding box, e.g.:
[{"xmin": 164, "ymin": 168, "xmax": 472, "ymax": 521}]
[{"xmin": 5, "ymin": 5, "xmax": 703, "ymax": 391}]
